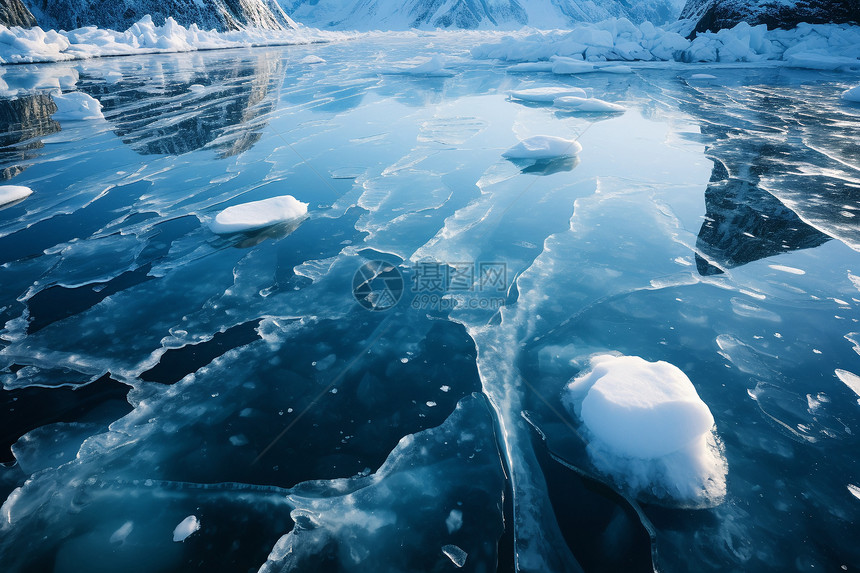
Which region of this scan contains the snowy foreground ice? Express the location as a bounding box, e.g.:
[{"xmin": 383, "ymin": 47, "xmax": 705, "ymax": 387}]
[{"xmin": 1, "ymin": 31, "xmax": 860, "ymax": 573}]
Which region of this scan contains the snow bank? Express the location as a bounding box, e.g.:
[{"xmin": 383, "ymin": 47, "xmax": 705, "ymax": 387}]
[
  {"xmin": 51, "ymin": 91, "xmax": 104, "ymax": 120},
  {"xmin": 472, "ymin": 18, "xmax": 860, "ymax": 68},
  {"xmin": 843, "ymin": 85, "xmax": 860, "ymax": 102},
  {"xmin": 502, "ymin": 135, "xmax": 582, "ymax": 160},
  {"xmin": 0, "ymin": 15, "xmax": 345, "ymax": 65},
  {"xmin": 554, "ymin": 96, "xmax": 625, "ymax": 113},
  {"xmin": 209, "ymin": 195, "xmax": 308, "ymax": 234},
  {"xmin": 563, "ymin": 354, "xmax": 727, "ymax": 505},
  {"xmin": 0, "ymin": 185, "xmax": 32, "ymax": 206}
]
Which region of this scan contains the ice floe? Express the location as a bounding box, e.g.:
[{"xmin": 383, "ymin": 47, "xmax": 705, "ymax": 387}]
[
  {"xmin": 509, "ymin": 86, "xmax": 588, "ymax": 102},
  {"xmin": 553, "ymin": 96, "xmax": 625, "ymax": 113}
]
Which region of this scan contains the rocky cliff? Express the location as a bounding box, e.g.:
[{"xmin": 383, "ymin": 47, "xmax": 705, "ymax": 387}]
[{"xmin": 679, "ymin": 0, "xmax": 860, "ymax": 34}]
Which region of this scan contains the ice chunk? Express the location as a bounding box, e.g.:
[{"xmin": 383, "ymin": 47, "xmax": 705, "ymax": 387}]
[
  {"xmin": 0, "ymin": 185, "xmax": 33, "ymax": 207},
  {"xmin": 554, "ymin": 96, "xmax": 625, "ymax": 113},
  {"xmin": 109, "ymin": 521, "xmax": 134, "ymax": 544},
  {"xmin": 502, "ymin": 136, "xmax": 582, "ymax": 160},
  {"xmin": 843, "ymin": 86, "xmax": 860, "ymax": 103},
  {"xmin": 849, "ymin": 484, "xmax": 860, "ymax": 501},
  {"xmin": 51, "ymin": 92, "xmax": 104, "ymax": 121},
  {"xmin": 835, "ymin": 369, "xmax": 860, "ymax": 398},
  {"xmin": 208, "ymin": 195, "xmax": 308, "ymax": 234},
  {"xmin": 563, "ymin": 354, "xmax": 727, "ymax": 504},
  {"xmin": 509, "ymin": 86, "xmax": 588, "ymax": 102},
  {"xmin": 172, "ymin": 515, "xmax": 200, "ymax": 542},
  {"xmin": 441, "ymin": 544, "xmax": 467, "ymax": 568},
  {"xmin": 689, "ymin": 73, "xmax": 717, "ymax": 79},
  {"xmin": 445, "ymin": 509, "xmax": 463, "ymax": 534}
]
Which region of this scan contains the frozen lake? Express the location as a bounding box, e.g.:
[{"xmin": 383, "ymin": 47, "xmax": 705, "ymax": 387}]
[{"xmin": 1, "ymin": 34, "xmax": 859, "ymax": 572}]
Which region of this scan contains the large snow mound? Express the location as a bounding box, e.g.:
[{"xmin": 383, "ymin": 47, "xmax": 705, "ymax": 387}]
[
  {"xmin": 51, "ymin": 91, "xmax": 104, "ymax": 120},
  {"xmin": 209, "ymin": 195, "xmax": 308, "ymax": 234},
  {"xmin": 0, "ymin": 15, "xmax": 345, "ymax": 64},
  {"xmin": 0, "ymin": 185, "xmax": 32, "ymax": 206},
  {"xmin": 502, "ymin": 135, "xmax": 582, "ymax": 160},
  {"xmin": 563, "ymin": 354, "xmax": 727, "ymax": 505},
  {"xmin": 473, "ymin": 19, "xmax": 860, "ymax": 67}
]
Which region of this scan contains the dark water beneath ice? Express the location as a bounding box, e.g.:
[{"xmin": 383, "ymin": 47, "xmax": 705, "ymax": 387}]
[{"xmin": 0, "ymin": 34, "xmax": 859, "ymax": 573}]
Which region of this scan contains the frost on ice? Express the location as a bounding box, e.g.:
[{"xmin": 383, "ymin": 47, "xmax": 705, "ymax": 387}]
[
  {"xmin": 0, "ymin": 185, "xmax": 32, "ymax": 207},
  {"xmin": 502, "ymin": 135, "xmax": 582, "ymax": 160},
  {"xmin": 50, "ymin": 92, "xmax": 104, "ymax": 120},
  {"xmin": 172, "ymin": 515, "xmax": 200, "ymax": 542},
  {"xmin": 208, "ymin": 195, "xmax": 308, "ymax": 234},
  {"xmin": 563, "ymin": 354, "xmax": 727, "ymax": 505}
]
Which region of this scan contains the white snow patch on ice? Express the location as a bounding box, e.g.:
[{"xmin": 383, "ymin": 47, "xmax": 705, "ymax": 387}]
[
  {"xmin": 563, "ymin": 354, "xmax": 727, "ymax": 504},
  {"xmin": 51, "ymin": 92, "xmax": 104, "ymax": 121},
  {"xmin": 502, "ymin": 135, "xmax": 582, "ymax": 160},
  {"xmin": 0, "ymin": 185, "xmax": 33, "ymax": 207},
  {"xmin": 843, "ymin": 86, "xmax": 860, "ymax": 103},
  {"xmin": 445, "ymin": 509, "xmax": 463, "ymax": 534},
  {"xmin": 836, "ymin": 369, "xmax": 860, "ymax": 398},
  {"xmin": 554, "ymin": 96, "xmax": 625, "ymax": 113},
  {"xmin": 109, "ymin": 521, "xmax": 134, "ymax": 544},
  {"xmin": 509, "ymin": 86, "xmax": 588, "ymax": 102},
  {"xmin": 298, "ymin": 55, "xmax": 325, "ymax": 65},
  {"xmin": 209, "ymin": 195, "xmax": 308, "ymax": 234},
  {"xmin": 768, "ymin": 264, "xmax": 805, "ymax": 275},
  {"xmin": 172, "ymin": 515, "xmax": 200, "ymax": 542}
]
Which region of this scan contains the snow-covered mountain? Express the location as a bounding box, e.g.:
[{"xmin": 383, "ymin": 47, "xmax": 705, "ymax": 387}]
[
  {"xmin": 20, "ymin": 0, "xmax": 295, "ymax": 32},
  {"xmin": 281, "ymin": 0, "xmax": 686, "ymax": 30},
  {"xmin": 679, "ymin": 0, "xmax": 860, "ymax": 34}
]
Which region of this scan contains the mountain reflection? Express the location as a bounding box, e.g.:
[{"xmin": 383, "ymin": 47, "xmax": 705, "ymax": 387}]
[
  {"xmin": 83, "ymin": 52, "xmax": 286, "ymax": 157},
  {"xmin": 0, "ymin": 94, "xmax": 60, "ymax": 182},
  {"xmin": 680, "ymin": 73, "xmax": 853, "ymax": 275}
]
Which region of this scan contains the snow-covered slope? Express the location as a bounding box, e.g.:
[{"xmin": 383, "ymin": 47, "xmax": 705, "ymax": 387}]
[
  {"xmin": 282, "ymin": 0, "xmax": 686, "ymax": 30},
  {"xmin": 679, "ymin": 0, "xmax": 860, "ymax": 35},
  {"xmin": 24, "ymin": 0, "xmax": 295, "ymax": 32}
]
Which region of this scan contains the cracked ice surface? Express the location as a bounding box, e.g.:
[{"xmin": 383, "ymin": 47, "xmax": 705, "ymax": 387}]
[{"xmin": 1, "ymin": 33, "xmax": 860, "ymax": 573}]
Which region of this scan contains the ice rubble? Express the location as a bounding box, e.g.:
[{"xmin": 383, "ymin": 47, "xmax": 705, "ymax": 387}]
[
  {"xmin": 563, "ymin": 354, "xmax": 727, "ymax": 504},
  {"xmin": 502, "ymin": 135, "xmax": 582, "ymax": 160},
  {"xmin": 0, "ymin": 185, "xmax": 32, "ymax": 206},
  {"xmin": 843, "ymin": 85, "xmax": 860, "ymax": 102},
  {"xmin": 0, "ymin": 15, "xmax": 343, "ymax": 64},
  {"xmin": 472, "ymin": 19, "xmax": 860, "ymax": 68},
  {"xmin": 208, "ymin": 195, "xmax": 308, "ymax": 234},
  {"xmin": 51, "ymin": 91, "xmax": 104, "ymax": 120}
]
